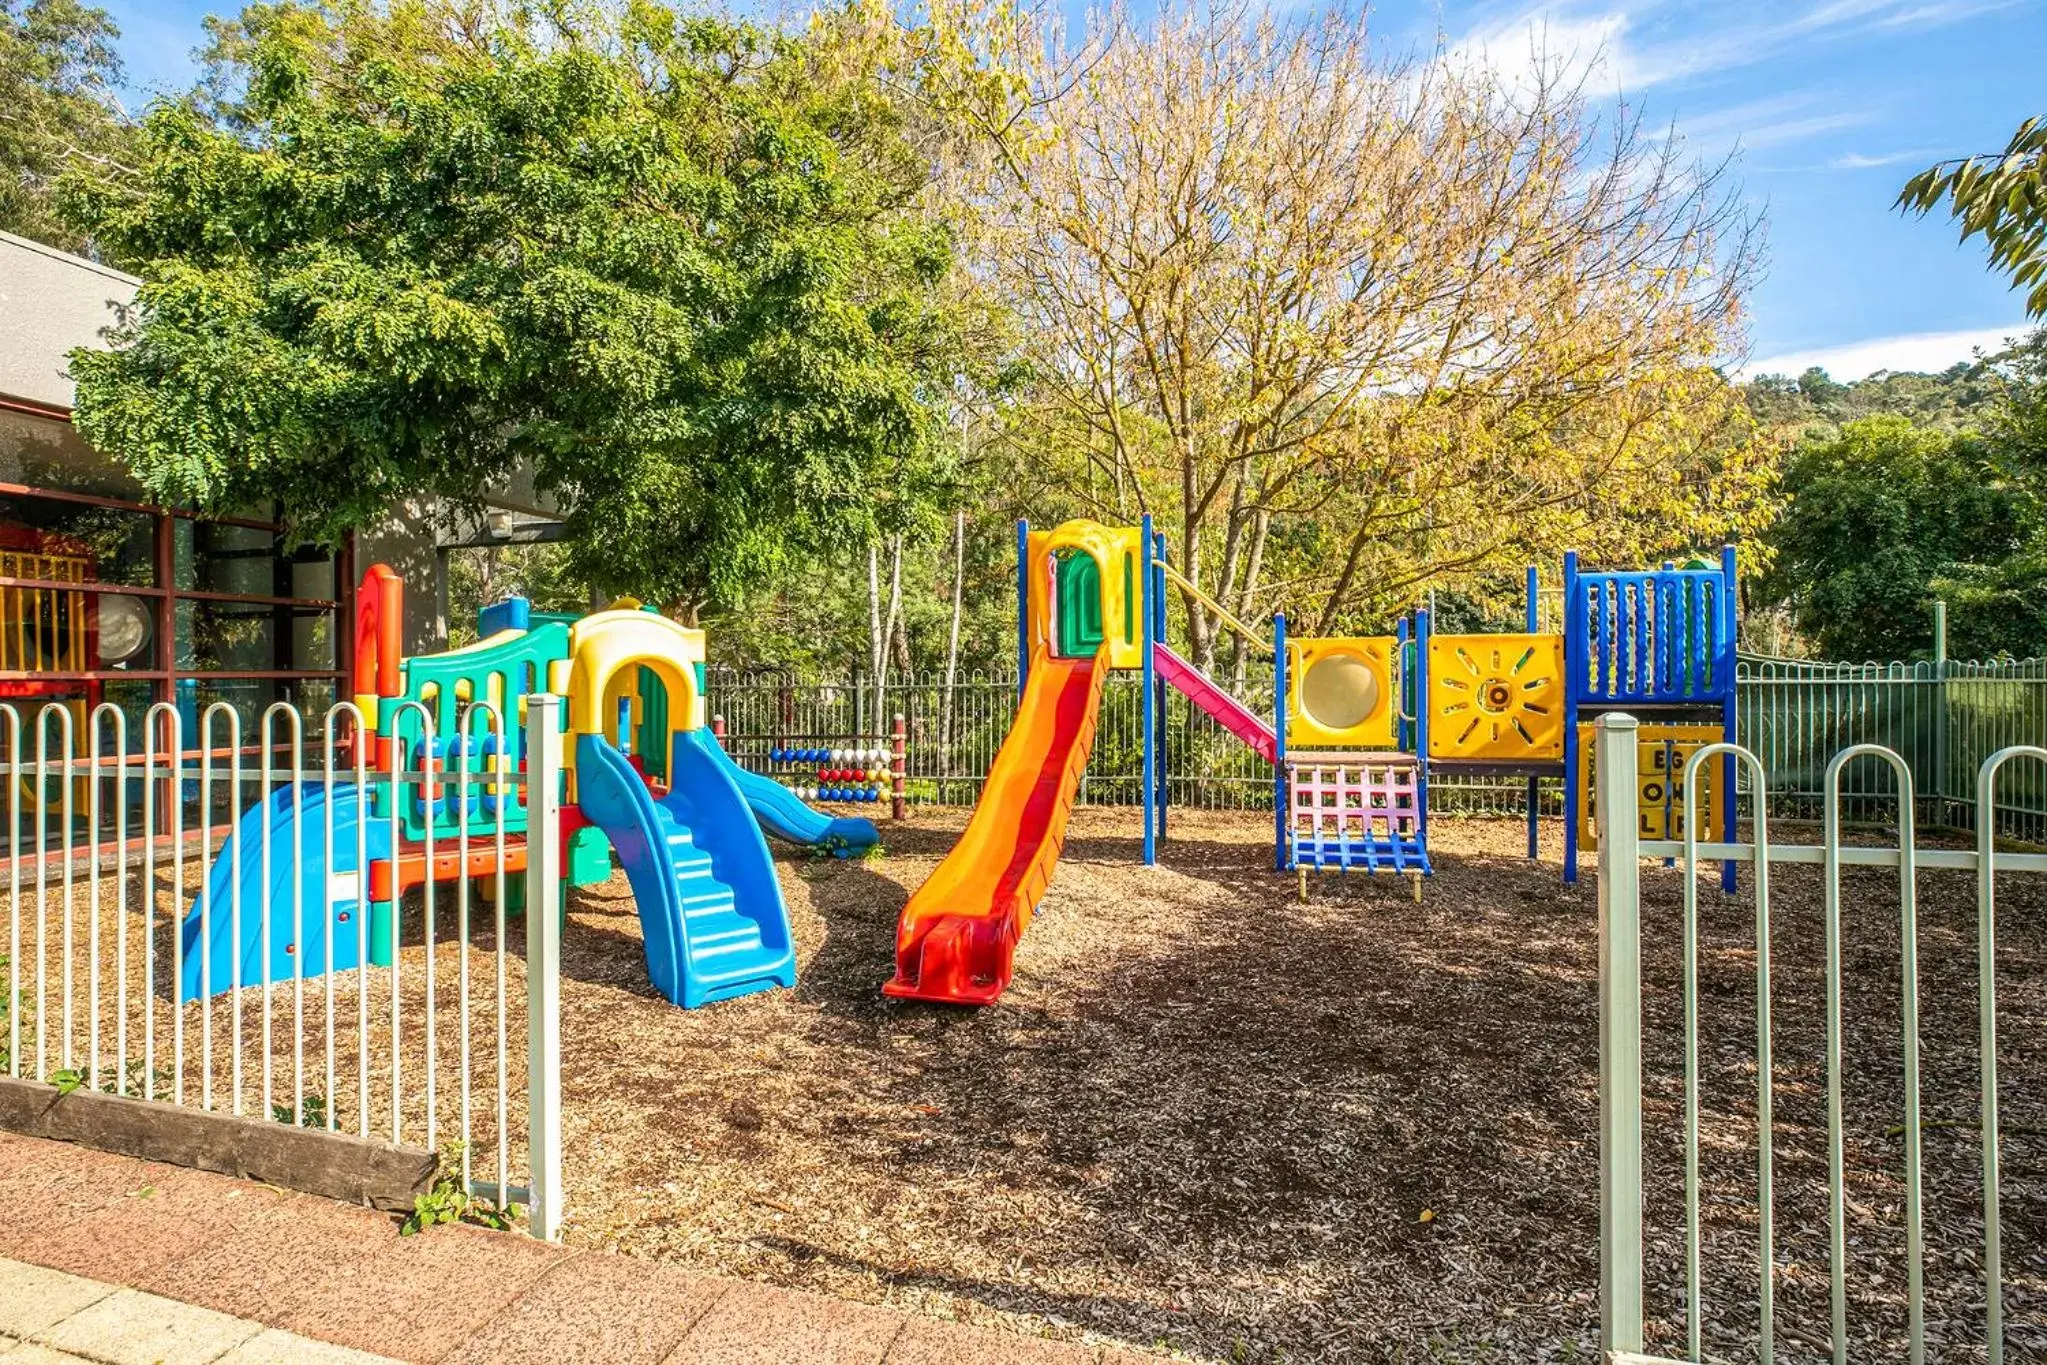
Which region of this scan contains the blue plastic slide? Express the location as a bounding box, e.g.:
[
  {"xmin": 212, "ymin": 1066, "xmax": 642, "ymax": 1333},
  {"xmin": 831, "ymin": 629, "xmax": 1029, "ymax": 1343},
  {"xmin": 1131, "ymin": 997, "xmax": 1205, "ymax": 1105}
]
[
  {"xmin": 573, "ymin": 728, "xmax": 796, "ymax": 1008},
  {"xmin": 703, "ymin": 737, "xmax": 880, "ymax": 857},
  {"xmin": 180, "ymin": 783, "xmax": 393, "ymax": 1001}
]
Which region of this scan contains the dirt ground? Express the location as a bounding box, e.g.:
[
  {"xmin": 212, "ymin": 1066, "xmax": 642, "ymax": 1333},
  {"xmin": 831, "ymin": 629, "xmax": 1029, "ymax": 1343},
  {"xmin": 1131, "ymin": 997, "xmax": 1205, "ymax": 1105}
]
[{"xmin": 542, "ymin": 809, "xmax": 2047, "ymax": 1364}]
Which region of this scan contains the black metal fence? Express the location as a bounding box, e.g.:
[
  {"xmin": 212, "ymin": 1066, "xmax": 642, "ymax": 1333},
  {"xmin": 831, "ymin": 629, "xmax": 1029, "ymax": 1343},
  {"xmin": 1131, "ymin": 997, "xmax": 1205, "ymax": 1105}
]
[{"xmin": 708, "ymin": 654, "xmax": 2047, "ymax": 842}]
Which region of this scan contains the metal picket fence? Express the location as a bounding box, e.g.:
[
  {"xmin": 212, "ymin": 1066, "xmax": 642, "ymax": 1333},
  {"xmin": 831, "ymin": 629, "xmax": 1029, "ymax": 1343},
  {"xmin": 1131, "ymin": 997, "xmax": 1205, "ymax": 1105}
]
[
  {"xmin": 1740, "ymin": 655, "xmax": 2047, "ymax": 842},
  {"xmin": 0, "ymin": 696, "xmax": 565, "ymax": 1239},
  {"xmin": 706, "ymin": 666, "xmax": 1281, "ymax": 811},
  {"xmin": 1594, "ymin": 713, "xmax": 2047, "ymax": 1363},
  {"xmin": 709, "ymin": 654, "xmax": 2047, "ymax": 836}
]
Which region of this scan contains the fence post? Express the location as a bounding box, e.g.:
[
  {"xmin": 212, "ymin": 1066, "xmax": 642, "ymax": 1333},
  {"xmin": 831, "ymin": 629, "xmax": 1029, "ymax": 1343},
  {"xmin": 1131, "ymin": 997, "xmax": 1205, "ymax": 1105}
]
[
  {"xmin": 711, "ymin": 712, "xmax": 725, "ymax": 742},
  {"xmin": 1933, "ymin": 601, "xmax": 1949, "ymax": 826},
  {"xmin": 1596, "ymin": 712, "xmax": 1645, "ymax": 1356},
  {"xmin": 524, "ymin": 694, "xmax": 565, "ymax": 1242},
  {"xmin": 891, "ymin": 713, "xmax": 906, "ymax": 821}
]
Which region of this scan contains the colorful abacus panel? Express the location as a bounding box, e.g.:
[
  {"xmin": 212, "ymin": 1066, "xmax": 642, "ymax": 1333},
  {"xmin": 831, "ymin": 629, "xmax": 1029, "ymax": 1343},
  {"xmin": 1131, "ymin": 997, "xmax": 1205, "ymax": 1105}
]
[{"xmin": 766, "ymin": 745, "xmax": 895, "ymax": 803}]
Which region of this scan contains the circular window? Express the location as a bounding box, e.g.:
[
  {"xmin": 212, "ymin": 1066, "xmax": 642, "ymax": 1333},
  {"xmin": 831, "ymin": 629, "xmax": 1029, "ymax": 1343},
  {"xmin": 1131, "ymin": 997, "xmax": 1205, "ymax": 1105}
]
[
  {"xmin": 96, "ymin": 594, "xmax": 153, "ymax": 666},
  {"xmin": 1299, "ymin": 653, "xmax": 1380, "ymax": 732}
]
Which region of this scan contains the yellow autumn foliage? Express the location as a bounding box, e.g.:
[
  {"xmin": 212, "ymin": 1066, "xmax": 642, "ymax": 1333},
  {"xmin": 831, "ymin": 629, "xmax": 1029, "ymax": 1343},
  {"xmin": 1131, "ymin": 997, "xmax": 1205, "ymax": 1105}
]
[{"xmin": 951, "ymin": 0, "xmax": 1778, "ymax": 666}]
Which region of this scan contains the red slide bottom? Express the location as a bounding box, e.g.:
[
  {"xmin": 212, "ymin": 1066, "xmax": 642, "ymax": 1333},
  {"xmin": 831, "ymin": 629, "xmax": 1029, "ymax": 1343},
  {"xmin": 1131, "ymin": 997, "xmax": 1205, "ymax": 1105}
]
[{"xmin": 884, "ymin": 648, "xmax": 1106, "ymax": 1005}]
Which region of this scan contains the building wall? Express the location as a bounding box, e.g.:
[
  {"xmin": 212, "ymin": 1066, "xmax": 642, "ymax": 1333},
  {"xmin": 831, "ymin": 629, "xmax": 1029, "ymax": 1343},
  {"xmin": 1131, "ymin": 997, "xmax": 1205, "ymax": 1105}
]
[
  {"xmin": 0, "ymin": 229, "xmax": 139, "ymax": 412},
  {"xmin": 359, "ymin": 499, "xmax": 449, "ymax": 656},
  {"xmin": 1, "ymin": 233, "xmax": 348, "ymax": 725}
]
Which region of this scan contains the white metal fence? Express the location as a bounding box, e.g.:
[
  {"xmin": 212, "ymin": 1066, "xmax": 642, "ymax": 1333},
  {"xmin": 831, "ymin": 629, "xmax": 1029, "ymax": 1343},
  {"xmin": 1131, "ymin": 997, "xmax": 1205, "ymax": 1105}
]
[
  {"xmin": 0, "ymin": 695, "xmax": 565, "ymax": 1239},
  {"xmin": 1595, "ymin": 712, "xmax": 2046, "ymax": 1363}
]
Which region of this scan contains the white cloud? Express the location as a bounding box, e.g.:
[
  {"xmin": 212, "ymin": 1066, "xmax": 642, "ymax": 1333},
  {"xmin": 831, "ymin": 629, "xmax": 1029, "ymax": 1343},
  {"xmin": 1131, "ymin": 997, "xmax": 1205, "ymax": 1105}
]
[
  {"xmin": 1447, "ymin": 0, "xmax": 2005, "ymax": 97},
  {"xmin": 1826, "ymin": 148, "xmax": 1938, "ymax": 169},
  {"xmin": 1870, "ymin": 0, "xmax": 2026, "ymax": 28},
  {"xmin": 1443, "ymin": 9, "xmax": 1630, "ymax": 99},
  {"xmin": 1640, "ymin": 92, "xmax": 1873, "ymax": 160},
  {"xmin": 1738, "ymin": 324, "xmax": 2033, "ymax": 381},
  {"xmin": 1725, "ymin": 111, "xmax": 1872, "ymax": 152}
]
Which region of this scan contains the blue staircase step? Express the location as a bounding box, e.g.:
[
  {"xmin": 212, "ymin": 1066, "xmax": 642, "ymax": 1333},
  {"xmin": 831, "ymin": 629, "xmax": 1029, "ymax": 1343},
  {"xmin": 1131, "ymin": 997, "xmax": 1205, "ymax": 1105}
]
[
  {"xmin": 683, "ymin": 908, "xmax": 761, "ymax": 955},
  {"xmin": 674, "ymin": 876, "xmax": 733, "ymax": 912},
  {"xmin": 570, "ymin": 729, "xmax": 795, "ymax": 1009}
]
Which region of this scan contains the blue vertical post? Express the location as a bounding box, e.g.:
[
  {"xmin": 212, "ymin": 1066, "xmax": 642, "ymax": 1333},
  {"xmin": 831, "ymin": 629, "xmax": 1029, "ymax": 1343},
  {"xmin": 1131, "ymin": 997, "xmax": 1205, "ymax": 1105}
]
[
  {"xmin": 1526, "ymin": 563, "xmax": 1541, "ymax": 862},
  {"xmin": 1141, "ymin": 514, "xmax": 1156, "ymax": 866},
  {"xmin": 1153, "ymin": 529, "xmax": 1169, "ymax": 848},
  {"xmin": 1719, "ymin": 544, "xmax": 1739, "ymax": 893},
  {"xmin": 1273, "ymin": 612, "xmax": 1288, "ymax": 871},
  {"xmin": 1562, "ymin": 551, "xmax": 1582, "ymax": 884},
  {"xmin": 1415, "ymin": 606, "xmax": 1431, "ymax": 849},
  {"xmin": 1015, "ymin": 520, "xmax": 1031, "ymax": 699}
]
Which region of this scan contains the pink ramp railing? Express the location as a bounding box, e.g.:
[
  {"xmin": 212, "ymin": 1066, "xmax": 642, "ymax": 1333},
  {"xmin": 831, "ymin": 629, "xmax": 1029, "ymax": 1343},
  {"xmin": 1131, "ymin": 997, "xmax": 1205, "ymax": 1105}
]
[{"xmin": 1154, "ymin": 644, "xmax": 1277, "ymax": 762}]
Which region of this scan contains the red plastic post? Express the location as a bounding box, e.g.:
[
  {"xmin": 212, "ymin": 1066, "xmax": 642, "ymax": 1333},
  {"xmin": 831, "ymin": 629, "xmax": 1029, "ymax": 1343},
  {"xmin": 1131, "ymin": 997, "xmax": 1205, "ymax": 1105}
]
[{"xmin": 352, "ymin": 564, "xmax": 404, "ymax": 700}]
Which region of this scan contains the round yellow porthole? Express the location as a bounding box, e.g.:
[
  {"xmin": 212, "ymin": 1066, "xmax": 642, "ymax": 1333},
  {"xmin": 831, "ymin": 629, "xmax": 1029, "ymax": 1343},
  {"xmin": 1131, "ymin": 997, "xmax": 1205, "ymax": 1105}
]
[
  {"xmin": 1300, "ymin": 653, "xmax": 1380, "ymax": 731},
  {"xmin": 1287, "ymin": 637, "xmax": 1395, "ymax": 748}
]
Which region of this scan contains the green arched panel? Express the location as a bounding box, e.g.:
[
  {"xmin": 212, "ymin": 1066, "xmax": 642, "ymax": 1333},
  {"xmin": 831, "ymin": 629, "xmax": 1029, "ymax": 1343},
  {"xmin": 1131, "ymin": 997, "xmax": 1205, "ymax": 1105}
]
[
  {"xmin": 636, "ymin": 665, "xmax": 670, "ymax": 780},
  {"xmin": 1055, "ymin": 550, "xmax": 1105, "ymax": 658}
]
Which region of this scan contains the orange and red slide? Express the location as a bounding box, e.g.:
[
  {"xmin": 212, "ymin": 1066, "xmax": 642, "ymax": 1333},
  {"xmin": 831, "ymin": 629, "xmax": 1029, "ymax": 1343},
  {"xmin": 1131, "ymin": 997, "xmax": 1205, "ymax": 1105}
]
[{"xmin": 883, "ymin": 646, "xmax": 1108, "ymax": 1005}]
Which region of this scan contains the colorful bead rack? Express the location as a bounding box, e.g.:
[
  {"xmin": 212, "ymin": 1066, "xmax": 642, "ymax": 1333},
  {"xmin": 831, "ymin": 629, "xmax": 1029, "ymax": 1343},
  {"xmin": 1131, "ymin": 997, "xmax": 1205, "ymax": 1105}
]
[{"xmin": 768, "ymin": 745, "xmax": 894, "ymax": 803}]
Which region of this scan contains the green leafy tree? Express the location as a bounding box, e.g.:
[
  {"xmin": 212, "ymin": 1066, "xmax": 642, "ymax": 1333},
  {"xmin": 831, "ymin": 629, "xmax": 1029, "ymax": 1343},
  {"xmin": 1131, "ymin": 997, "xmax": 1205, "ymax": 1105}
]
[
  {"xmin": 1745, "ymin": 353, "xmax": 2021, "ymax": 435},
  {"xmin": 1990, "ymin": 329, "xmax": 2047, "ymax": 468},
  {"xmin": 444, "ymin": 542, "xmax": 591, "ymax": 647},
  {"xmin": 1938, "ymin": 331, "xmax": 2047, "ymax": 656},
  {"xmin": 1899, "ymin": 116, "xmax": 2047, "ymax": 317},
  {"xmin": 0, "ymin": 0, "xmax": 135, "ymax": 254},
  {"xmin": 67, "ymin": 0, "xmax": 968, "ymax": 616},
  {"xmin": 1760, "ymin": 414, "xmax": 2038, "ymax": 659}
]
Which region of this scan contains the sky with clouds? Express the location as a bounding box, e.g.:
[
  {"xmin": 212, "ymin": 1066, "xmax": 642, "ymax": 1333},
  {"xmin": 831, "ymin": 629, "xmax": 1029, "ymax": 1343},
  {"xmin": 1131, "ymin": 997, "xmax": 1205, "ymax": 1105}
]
[
  {"xmin": 95, "ymin": 0, "xmax": 2042, "ymax": 380},
  {"xmin": 1424, "ymin": 0, "xmax": 2041, "ymax": 379}
]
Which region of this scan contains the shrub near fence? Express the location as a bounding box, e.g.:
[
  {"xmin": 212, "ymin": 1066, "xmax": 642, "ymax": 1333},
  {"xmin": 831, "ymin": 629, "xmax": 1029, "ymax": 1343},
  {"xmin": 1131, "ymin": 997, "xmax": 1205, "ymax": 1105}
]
[{"xmin": 709, "ymin": 654, "xmax": 2047, "ymax": 840}]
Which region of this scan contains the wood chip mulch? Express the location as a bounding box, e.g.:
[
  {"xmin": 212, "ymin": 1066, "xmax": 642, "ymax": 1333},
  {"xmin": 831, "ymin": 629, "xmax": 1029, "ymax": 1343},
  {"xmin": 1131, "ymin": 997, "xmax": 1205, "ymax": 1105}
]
[{"xmin": 550, "ymin": 809, "xmax": 2046, "ymax": 1363}]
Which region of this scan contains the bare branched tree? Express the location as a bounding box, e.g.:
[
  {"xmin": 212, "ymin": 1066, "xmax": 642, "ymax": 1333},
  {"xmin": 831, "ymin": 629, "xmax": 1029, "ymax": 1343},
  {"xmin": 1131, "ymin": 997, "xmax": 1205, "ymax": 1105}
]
[{"xmin": 966, "ymin": 0, "xmax": 1773, "ymax": 671}]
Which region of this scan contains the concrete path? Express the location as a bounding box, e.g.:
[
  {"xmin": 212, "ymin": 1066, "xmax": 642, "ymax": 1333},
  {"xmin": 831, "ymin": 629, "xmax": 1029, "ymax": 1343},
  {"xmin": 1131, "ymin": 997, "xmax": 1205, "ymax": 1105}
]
[
  {"xmin": 0, "ymin": 1132, "xmax": 1164, "ymax": 1365},
  {"xmin": 0, "ymin": 1257, "xmax": 398, "ymax": 1364}
]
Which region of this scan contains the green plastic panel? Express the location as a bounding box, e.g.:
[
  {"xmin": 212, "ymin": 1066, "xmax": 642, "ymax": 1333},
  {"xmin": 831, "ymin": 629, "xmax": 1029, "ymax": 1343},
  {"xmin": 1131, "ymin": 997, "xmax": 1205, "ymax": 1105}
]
[
  {"xmin": 384, "ymin": 621, "xmax": 573, "ymax": 841},
  {"xmin": 636, "ymin": 665, "xmax": 670, "ymax": 780},
  {"xmin": 1056, "ymin": 550, "xmax": 1105, "ymax": 658}
]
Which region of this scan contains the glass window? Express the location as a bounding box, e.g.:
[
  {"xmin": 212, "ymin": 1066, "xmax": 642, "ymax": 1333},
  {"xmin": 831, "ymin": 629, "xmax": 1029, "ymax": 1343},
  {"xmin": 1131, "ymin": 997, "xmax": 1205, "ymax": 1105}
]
[
  {"xmin": 0, "ymin": 408, "xmax": 146, "ymax": 500},
  {"xmin": 0, "ymin": 493, "xmax": 156, "ymax": 588}
]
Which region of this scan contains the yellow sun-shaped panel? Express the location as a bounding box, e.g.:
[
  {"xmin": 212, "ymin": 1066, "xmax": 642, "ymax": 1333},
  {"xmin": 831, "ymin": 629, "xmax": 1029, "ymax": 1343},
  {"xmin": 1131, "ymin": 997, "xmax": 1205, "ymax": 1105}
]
[{"xmin": 1425, "ymin": 633, "xmax": 1566, "ymax": 762}]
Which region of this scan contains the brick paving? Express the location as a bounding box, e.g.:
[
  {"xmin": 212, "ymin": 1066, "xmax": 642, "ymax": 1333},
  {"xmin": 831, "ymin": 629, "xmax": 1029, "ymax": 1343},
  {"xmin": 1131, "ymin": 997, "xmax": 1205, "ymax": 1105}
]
[{"xmin": 0, "ymin": 1132, "xmax": 1170, "ymax": 1364}]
